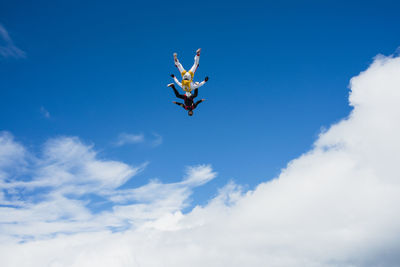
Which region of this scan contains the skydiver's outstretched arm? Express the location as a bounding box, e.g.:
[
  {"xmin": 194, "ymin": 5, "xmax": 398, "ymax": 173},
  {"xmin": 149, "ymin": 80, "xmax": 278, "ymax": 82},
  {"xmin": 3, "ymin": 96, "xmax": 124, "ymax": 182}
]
[
  {"xmin": 192, "ymin": 77, "xmax": 209, "ymax": 90},
  {"xmin": 173, "ymin": 76, "xmax": 182, "ymax": 88},
  {"xmin": 168, "ymin": 83, "xmax": 184, "ymax": 99},
  {"xmin": 171, "ymin": 74, "xmax": 182, "ymax": 88},
  {"xmin": 173, "ymin": 53, "xmax": 185, "ymax": 73},
  {"xmin": 192, "ymin": 81, "xmax": 205, "ymax": 89},
  {"xmin": 189, "ymin": 48, "xmax": 201, "ymax": 74},
  {"xmin": 193, "ymin": 99, "xmax": 205, "ymax": 109},
  {"xmin": 172, "ymin": 101, "xmax": 186, "ymax": 109}
]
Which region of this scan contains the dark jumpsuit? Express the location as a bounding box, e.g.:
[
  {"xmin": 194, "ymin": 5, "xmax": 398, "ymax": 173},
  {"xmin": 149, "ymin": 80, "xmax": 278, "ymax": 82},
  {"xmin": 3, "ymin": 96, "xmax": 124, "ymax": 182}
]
[{"xmin": 170, "ymin": 84, "xmax": 204, "ymax": 111}]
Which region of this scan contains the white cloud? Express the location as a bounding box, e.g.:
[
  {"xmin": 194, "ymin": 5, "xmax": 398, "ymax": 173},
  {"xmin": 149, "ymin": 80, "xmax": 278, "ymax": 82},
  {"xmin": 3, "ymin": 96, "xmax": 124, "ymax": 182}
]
[
  {"xmin": 20, "ymin": 136, "xmax": 139, "ymax": 193},
  {"xmin": 115, "ymin": 133, "xmax": 144, "ymax": 146},
  {"xmin": 115, "ymin": 132, "xmax": 163, "ymax": 147},
  {"xmin": 40, "ymin": 106, "xmax": 50, "ymax": 118},
  {"xmin": 1, "ymin": 53, "xmax": 400, "ymax": 266},
  {"xmin": 151, "ymin": 133, "xmax": 163, "ymax": 147},
  {"xmin": 0, "ymin": 135, "xmax": 215, "ymax": 243},
  {"xmin": 0, "ymin": 132, "xmax": 25, "ymax": 168},
  {"xmin": 107, "ymin": 165, "xmax": 216, "ymax": 205},
  {"xmin": 0, "ymin": 132, "xmax": 26, "ymax": 181},
  {"xmin": 0, "ymin": 24, "xmax": 25, "ymax": 59}
]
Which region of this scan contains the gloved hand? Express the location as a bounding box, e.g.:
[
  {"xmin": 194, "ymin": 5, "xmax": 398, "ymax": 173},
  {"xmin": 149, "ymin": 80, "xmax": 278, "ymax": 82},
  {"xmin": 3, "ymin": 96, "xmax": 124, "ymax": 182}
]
[
  {"xmin": 205, "ymin": 76, "xmax": 209, "ymax": 82},
  {"xmin": 171, "ymin": 74, "xmax": 175, "ymax": 78}
]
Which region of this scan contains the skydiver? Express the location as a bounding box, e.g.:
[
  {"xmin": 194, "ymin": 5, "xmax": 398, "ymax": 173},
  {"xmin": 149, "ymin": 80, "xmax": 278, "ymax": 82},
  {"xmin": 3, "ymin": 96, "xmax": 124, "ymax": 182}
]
[
  {"xmin": 172, "ymin": 48, "xmax": 208, "ymax": 95},
  {"xmin": 168, "ymin": 83, "xmax": 205, "ymax": 116}
]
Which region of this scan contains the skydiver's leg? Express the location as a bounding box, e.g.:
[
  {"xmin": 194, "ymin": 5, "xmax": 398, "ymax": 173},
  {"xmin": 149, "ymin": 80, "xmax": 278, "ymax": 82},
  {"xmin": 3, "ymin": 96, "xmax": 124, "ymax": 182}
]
[
  {"xmin": 192, "ymin": 88, "xmax": 198, "ymax": 98},
  {"xmin": 168, "ymin": 83, "xmax": 181, "ymax": 98},
  {"xmin": 189, "ymin": 48, "xmax": 201, "ymax": 74},
  {"xmin": 172, "ymin": 101, "xmax": 186, "ymax": 110},
  {"xmin": 174, "ymin": 53, "xmax": 185, "ymax": 74}
]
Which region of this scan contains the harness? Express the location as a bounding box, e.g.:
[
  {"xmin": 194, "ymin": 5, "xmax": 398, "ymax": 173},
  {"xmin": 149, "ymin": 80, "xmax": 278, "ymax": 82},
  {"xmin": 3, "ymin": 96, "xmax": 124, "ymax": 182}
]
[
  {"xmin": 184, "ymin": 106, "xmax": 193, "ymax": 110},
  {"xmin": 183, "ymin": 95, "xmax": 194, "ymax": 110},
  {"xmin": 181, "ymin": 70, "xmax": 194, "ymax": 92}
]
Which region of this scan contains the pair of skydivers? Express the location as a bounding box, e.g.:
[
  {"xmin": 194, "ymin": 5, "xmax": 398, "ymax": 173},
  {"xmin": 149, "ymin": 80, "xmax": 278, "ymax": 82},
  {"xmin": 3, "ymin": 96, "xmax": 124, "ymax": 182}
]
[{"xmin": 168, "ymin": 48, "xmax": 209, "ymax": 116}]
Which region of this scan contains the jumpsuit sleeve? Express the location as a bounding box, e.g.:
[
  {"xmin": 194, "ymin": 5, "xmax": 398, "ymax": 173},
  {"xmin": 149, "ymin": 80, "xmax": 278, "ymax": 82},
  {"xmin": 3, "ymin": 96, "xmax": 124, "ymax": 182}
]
[
  {"xmin": 191, "ymin": 80, "xmax": 206, "ymax": 89},
  {"xmin": 193, "ymin": 99, "xmax": 204, "ymax": 109},
  {"xmin": 173, "ymin": 76, "xmax": 183, "ymax": 88}
]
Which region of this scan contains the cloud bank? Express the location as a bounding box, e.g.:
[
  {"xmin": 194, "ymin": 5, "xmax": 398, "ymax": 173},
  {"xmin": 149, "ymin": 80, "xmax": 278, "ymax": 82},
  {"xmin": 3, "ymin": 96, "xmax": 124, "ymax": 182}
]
[{"xmin": 1, "ymin": 53, "xmax": 400, "ymax": 266}]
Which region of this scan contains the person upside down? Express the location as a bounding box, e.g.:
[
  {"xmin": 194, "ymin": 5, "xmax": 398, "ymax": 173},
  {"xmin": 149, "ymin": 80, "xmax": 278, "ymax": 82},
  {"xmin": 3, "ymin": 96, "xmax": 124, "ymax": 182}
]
[
  {"xmin": 172, "ymin": 48, "xmax": 208, "ymax": 96},
  {"xmin": 168, "ymin": 83, "xmax": 205, "ymax": 116}
]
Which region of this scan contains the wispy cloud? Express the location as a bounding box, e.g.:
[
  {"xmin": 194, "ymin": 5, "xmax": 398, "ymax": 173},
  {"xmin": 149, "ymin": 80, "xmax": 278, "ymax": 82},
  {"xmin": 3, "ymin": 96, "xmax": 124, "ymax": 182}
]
[
  {"xmin": 114, "ymin": 132, "xmax": 163, "ymax": 147},
  {"xmin": 115, "ymin": 133, "xmax": 145, "ymax": 146},
  {"xmin": 151, "ymin": 133, "xmax": 163, "ymax": 147},
  {"xmin": 40, "ymin": 106, "xmax": 50, "ymax": 119},
  {"xmin": 0, "ymin": 133, "xmax": 215, "ymax": 241},
  {"xmin": 0, "ymin": 24, "xmax": 25, "ymax": 59},
  {"xmin": 0, "ymin": 132, "xmax": 26, "ymax": 179}
]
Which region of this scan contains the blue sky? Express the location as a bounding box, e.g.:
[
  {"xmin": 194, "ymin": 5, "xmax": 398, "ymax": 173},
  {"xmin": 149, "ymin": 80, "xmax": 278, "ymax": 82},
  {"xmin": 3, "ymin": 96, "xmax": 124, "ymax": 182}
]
[{"xmin": 1, "ymin": 0, "xmax": 400, "ymax": 208}]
